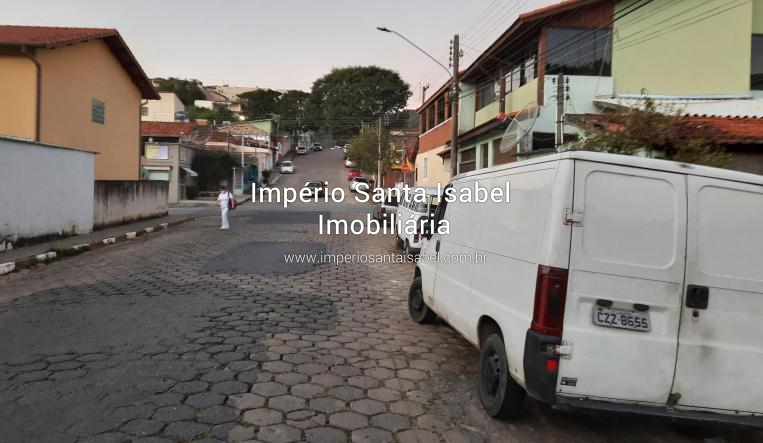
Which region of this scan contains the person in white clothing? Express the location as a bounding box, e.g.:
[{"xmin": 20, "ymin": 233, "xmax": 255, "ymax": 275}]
[{"xmin": 217, "ymin": 186, "xmax": 232, "ymax": 230}]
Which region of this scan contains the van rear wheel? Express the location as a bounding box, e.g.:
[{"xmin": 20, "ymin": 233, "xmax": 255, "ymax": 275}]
[
  {"xmin": 408, "ymin": 277, "xmax": 435, "ymax": 324},
  {"xmin": 479, "ymin": 334, "xmax": 525, "ymax": 419},
  {"xmin": 395, "ymin": 236, "xmax": 404, "ymax": 250}
]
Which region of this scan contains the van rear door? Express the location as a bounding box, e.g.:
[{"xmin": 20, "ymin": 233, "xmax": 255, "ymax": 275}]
[
  {"xmin": 671, "ymin": 176, "xmax": 763, "ymax": 414},
  {"xmin": 558, "ymin": 161, "xmax": 686, "ymax": 404}
]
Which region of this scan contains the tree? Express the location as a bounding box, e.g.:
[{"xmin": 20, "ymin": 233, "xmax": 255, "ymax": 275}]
[
  {"xmin": 347, "ymin": 126, "xmax": 401, "ymax": 177},
  {"xmin": 277, "ymin": 90, "xmax": 312, "ymax": 133},
  {"xmin": 240, "ymin": 89, "xmax": 281, "ymax": 119},
  {"xmin": 309, "ymin": 66, "xmax": 411, "ymax": 138},
  {"xmin": 187, "ymin": 105, "xmax": 237, "ymax": 123},
  {"xmin": 153, "ymin": 77, "xmax": 205, "ymax": 106},
  {"xmin": 192, "ymin": 150, "xmax": 239, "ymax": 191},
  {"xmin": 574, "ymin": 98, "xmax": 729, "ymax": 167}
]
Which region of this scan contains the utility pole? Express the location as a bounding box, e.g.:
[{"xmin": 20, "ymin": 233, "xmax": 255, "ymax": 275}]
[
  {"xmin": 449, "ymin": 34, "xmax": 460, "ymax": 177},
  {"xmin": 421, "ymin": 84, "xmax": 430, "ymax": 106},
  {"xmin": 555, "ymin": 73, "xmax": 565, "ymax": 150},
  {"xmin": 377, "ymin": 116, "xmax": 382, "ymax": 189}
]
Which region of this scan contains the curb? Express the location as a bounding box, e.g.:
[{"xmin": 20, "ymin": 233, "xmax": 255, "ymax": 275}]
[{"xmin": 0, "ymin": 217, "xmax": 194, "ymax": 277}]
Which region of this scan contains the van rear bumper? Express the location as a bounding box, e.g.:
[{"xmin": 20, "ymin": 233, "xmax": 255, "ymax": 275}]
[
  {"xmin": 523, "ymin": 329, "xmax": 561, "ymax": 404},
  {"xmin": 554, "ymin": 397, "xmax": 763, "ymax": 429}
]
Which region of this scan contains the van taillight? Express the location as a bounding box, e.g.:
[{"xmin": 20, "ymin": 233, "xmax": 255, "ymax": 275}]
[
  {"xmin": 413, "ymin": 233, "xmax": 420, "ymax": 243},
  {"xmin": 531, "ymin": 265, "xmax": 569, "ymax": 337}
]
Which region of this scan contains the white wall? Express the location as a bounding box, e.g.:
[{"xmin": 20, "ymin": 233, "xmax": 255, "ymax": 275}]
[
  {"xmin": 0, "ymin": 136, "xmax": 94, "ymax": 248},
  {"xmin": 533, "ymin": 75, "xmax": 614, "ymax": 147},
  {"xmin": 142, "ymin": 92, "xmax": 185, "ymax": 122}
]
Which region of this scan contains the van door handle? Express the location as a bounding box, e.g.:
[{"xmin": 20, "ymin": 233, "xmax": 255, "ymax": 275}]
[
  {"xmin": 686, "ymin": 285, "xmax": 709, "ymax": 310},
  {"xmin": 435, "ymin": 240, "xmax": 440, "ymax": 253}
]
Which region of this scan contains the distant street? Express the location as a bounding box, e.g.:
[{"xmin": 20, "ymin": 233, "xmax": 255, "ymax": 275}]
[{"xmin": 0, "ymin": 147, "xmax": 759, "ymax": 443}]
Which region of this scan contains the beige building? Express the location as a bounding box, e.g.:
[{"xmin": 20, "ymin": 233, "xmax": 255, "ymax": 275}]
[
  {"xmin": 0, "ymin": 25, "xmax": 159, "ymax": 180},
  {"xmin": 141, "ymin": 92, "xmax": 185, "ymax": 122}
]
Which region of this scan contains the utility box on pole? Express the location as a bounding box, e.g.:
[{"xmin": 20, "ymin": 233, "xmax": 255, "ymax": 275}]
[{"xmin": 449, "ymin": 34, "xmax": 460, "ymax": 177}]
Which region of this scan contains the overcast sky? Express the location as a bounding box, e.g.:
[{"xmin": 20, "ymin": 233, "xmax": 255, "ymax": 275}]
[{"xmin": 1, "ymin": 0, "xmax": 556, "ymax": 107}]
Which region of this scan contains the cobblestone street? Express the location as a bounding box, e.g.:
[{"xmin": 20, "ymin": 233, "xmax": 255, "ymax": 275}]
[{"xmin": 0, "ymin": 210, "xmax": 759, "ymax": 443}]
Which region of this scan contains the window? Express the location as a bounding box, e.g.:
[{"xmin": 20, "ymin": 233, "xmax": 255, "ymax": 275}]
[
  {"xmin": 145, "ymin": 144, "xmax": 170, "ymax": 160},
  {"xmin": 480, "ymin": 142, "xmax": 489, "ymax": 168},
  {"xmin": 426, "ymin": 105, "xmax": 435, "ymax": 131},
  {"xmin": 140, "ymin": 106, "xmax": 148, "ymax": 117},
  {"xmin": 91, "ymin": 99, "xmax": 105, "ymax": 124},
  {"xmin": 546, "ymin": 28, "xmax": 612, "ymax": 76},
  {"xmin": 752, "ymin": 35, "xmax": 763, "ymax": 90},
  {"xmin": 436, "ymin": 96, "xmax": 446, "ymax": 124},
  {"xmin": 422, "ymin": 157, "xmax": 429, "ymax": 179},
  {"xmin": 460, "ymin": 147, "xmax": 476, "ymax": 173},
  {"xmin": 477, "ymin": 80, "xmax": 497, "ymax": 110}
]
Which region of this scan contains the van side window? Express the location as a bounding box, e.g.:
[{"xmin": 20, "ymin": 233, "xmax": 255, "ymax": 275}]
[{"xmin": 433, "ymin": 186, "xmax": 450, "ymax": 225}]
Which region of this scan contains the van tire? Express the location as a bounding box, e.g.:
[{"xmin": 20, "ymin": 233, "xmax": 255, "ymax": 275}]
[
  {"xmin": 404, "ymin": 240, "xmax": 412, "ymax": 257},
  {"xmin": 479, "ymin": 334, "xmax": 525, "ymax": 419},
  {"xmin": 396, "ymin": 236, "xmax": 404, "ymax": 250},
  {"xmin": 408, "ymin": 277, "xmax": 436, "ymax": 324}
]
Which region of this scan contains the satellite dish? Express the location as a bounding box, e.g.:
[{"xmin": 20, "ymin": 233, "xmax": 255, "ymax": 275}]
[{"xmin": 498, "ymin": 101, "xmax": 539, "ymax": 154}]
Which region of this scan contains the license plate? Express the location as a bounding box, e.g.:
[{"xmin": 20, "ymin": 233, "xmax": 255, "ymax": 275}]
[{"xmin": 593, "ymin": 307, "xmax": 650, "ymax": 332}]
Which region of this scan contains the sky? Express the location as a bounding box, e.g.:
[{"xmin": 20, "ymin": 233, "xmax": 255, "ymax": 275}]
[{"xmin": 1, "ymin": 0, "xmax": 557, "ymax": 107}]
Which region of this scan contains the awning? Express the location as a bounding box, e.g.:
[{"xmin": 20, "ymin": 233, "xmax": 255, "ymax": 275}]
[
  {"xmin": 181, "ymin": 167, "xmax": 198, "ymax": 177},
  {"xmin": 436, "ymin": 145, "xmax": 452, "ymax": 158},
  {"xmin": 142, "ymin": 166, "xmax": 170, "ymax": 171}
]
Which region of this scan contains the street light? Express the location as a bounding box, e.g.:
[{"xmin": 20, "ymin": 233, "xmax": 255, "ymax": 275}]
[
  {"xmin": 377, "ymin": 26, "xmax": 460, "ymax": 177},
  {"xmin": 376, "ymin": 27, "xmax": 451, "ymax": 77}
]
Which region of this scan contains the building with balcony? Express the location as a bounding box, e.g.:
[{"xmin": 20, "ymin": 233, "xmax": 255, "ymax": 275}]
[{"xmin": 455, "ymin": 0, "xmax": 614, "ymax": 174}]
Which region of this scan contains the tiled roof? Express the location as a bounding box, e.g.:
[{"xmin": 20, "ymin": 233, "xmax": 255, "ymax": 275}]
[
  {"xmin": 567, "ymin": 113, "xmax": 763, "ymax": 144},
  {"xmin": 594, "ymin": 98, "xmax": 763, "ymax": 118},
  {"xmin": 141, "ymin": 121, "xmax": 197, "ymax": 137},
  {"xmin": 0, "ymin": 25, "xmax": 116, "ymax": 46},
  {"xmin": 0, "ymin": 25, "xmax": 158, "ymax": 99}
]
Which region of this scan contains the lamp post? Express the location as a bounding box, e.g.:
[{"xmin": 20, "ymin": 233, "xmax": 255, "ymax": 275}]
[{"xmin": 377, "ymin": 27, "xmax": 459, "ymax": 177}]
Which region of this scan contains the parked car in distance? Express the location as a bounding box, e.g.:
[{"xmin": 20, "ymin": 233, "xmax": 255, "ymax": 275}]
[
  {"xmin": 302, "ymin": 180, "xmax": 326, "ymax": 197},
  {"xmin": 312, "ymin": 143, "xmax": 323, "ymax": 151},
  {"xmin": 348, "ymin": 176, "xmax": 370, "ymax": 193},
  {"xmin": 296, "ymin": 146, "xmax": 307, "ymax": 155},
  {"xmin": 345, "ymin": 158, "xmax": 356, "ymax": 168},
  {"xmin": 372, "ymin": 192, "xmax": 399, "ymax": 223},
  {"xmin": 347, "ymin": 170, "xmax": 363, "ymax": 181},
  {"xmin": 279, "ymin": 160, "xmax": 294, "ymax": 174},
  {"xmin": 411, "ymin": 151, "xmax": 763, "ymax": 426},
  {"xmin": 394, "ymin": 187, "xmax": 439, "ymax": 255}
]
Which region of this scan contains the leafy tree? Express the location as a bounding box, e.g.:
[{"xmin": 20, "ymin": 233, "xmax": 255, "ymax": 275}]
[
  {"xmin": 574, "ymin": 98, "xmax": 729, "ymax": 167},
  {"xmin": 309, "ymin": 66, "xmax": 411, "ymax": 138},
  {"xmin": 277, "ymin": 90, "xmax": 312, "ymax": 133},
  {"xmin": 153, "ymin": 77, "xmax": 205, "ymax": 106},
  {"xmin": 187, "ymin": 105, "xmax": 237, "ymax": 123},
  {"xmin": 347, "ymin": 126, "xmax": 401, "ymax": 177},
  {"xmin": 192, "ymin": 150, "xmax": 239, "ymax": 191},
  {"xmin": 240, "ymin": 89, "xmax": 282, "ymax": 119}
]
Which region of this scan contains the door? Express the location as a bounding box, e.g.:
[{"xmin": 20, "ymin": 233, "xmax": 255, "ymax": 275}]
[
  {"xmin": 557, "ymin": 162, "xmax": 687, "ymax": 404},
  {"xmin": 672, "ymin": 176, "xmax": 763, "ymax": 414},
  {"xmin": 430, "ymin": 181, "xmax": 477, "ymax": 339}
]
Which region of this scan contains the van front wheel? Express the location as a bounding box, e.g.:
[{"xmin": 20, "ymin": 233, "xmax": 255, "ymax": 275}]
[
  {"xmin": 408, "ymin": 276, "xmax": 435, "ymax": 324},
  {"xmin": 479, "ymin": 334, "xmax": 525, "ymax": 419}
]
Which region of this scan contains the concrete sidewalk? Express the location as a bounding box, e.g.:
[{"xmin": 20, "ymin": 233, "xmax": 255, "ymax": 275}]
[{"xmin": 0, "ymin": 214, "xmax": 195, "ymax": 275}]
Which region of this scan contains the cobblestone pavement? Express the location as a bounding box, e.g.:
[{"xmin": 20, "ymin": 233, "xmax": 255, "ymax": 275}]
[{"xmin": 0, "ymin": 210, "xmax": 759, "ymax": 443}]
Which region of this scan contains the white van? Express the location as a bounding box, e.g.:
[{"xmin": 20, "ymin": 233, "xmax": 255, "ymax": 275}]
[
  {"xmin": 411, "ymin": 151, "xmax": 763, "ymax": 427},
  {"xmin": 395, "ymin": 186, "xmax": 439, "ymax": 255}
]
